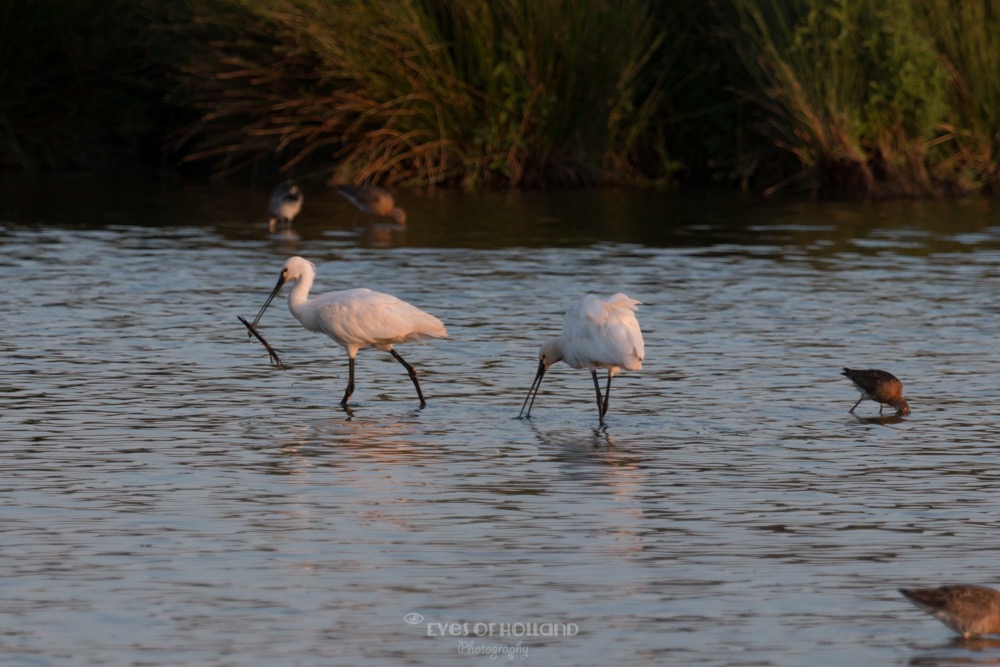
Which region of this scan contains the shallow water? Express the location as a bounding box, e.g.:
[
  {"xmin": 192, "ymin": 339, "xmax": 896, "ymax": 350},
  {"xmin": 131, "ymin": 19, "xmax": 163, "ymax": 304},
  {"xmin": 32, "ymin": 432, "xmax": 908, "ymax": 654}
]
[{"xmin": 2, "ymin": 175, "xmax": 1000, "ymax": 666}]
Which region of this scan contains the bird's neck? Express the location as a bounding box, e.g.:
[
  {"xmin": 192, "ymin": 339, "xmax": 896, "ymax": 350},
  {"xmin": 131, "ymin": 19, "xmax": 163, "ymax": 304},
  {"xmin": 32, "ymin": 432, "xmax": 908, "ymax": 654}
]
[{"xmin": 286, "ymin": 273, "xmax": 317, "ymax": 329}]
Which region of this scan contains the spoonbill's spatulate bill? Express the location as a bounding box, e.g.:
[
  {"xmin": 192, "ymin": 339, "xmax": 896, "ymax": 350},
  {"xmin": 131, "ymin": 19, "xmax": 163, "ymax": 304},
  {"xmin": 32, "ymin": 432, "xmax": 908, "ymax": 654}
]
[
  {"xmin": 335, "ymin": 184, "xmax": 406, "ymax": 226},
  {"xmin": 900, "ymin": 585, "xmax": 1000, "ymax": 637},
  {"xmin": 519, "ymin": 293, "xmax": 644, "ymax": 425},
  {"xmin": 250, "ymin": 256, "xmax": 447, "ymax": 407},
  {"xmin": 841, "ymin": 368, "xmax": 910, "ymax": 415},
  {"xmin": 267, "ymin": 181, "xmax": 304, "ymax": 232}
]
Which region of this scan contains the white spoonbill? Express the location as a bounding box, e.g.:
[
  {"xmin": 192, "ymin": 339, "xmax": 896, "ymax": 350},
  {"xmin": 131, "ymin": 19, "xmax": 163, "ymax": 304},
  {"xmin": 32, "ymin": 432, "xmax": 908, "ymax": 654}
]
[
  {"xmin": 519, "ymin": 294, "xmax": 644, "ymax": 425},
  {"xmin": 336, "ymin": 184, "xmax": 407, "ymax": 226},
  {"xmin": 250, "ymin": 256, "xmax": 447, "ymax": 407},
  {"xmin": 267, "ymin": 181, "xmax": 304, "ymax": 232}
]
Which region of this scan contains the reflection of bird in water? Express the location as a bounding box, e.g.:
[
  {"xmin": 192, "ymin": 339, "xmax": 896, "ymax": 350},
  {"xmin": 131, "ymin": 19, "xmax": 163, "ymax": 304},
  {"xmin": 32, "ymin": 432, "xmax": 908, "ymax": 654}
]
[
  {"xmin": 842, "ymin": 368, "xmax": 910, "ymax": 415},
  {"xmin": 852, "ymin": 414, "xmax": 906, "ymax": 427},
  {"xmin": 250, "ymin": 256, "xmax": 447, "ymax": 407},
  {"xmin": 520, "ymin": 294, "xmax": 644, "ymax": 425},
  {"xmin": 336, "ymin": 184, "xmax": 407, "ymax": 227},
  {"xmin": 267, "ymin": 181, "xmax": 304, "ymax": 232},
  {"xmin": 900, "ymin": 585, "xmax": 1000, "ymax": 637}
]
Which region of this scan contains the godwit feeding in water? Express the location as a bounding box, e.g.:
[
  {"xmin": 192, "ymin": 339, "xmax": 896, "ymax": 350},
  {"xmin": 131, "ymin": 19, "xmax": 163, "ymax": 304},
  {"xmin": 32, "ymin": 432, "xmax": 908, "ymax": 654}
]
[
  {"xmin": 900, "ymin": 585, "xmax": 1000, "ymax": 637},
  {"xmin": 249, "ymin": 256, "xmax": 447, "ymax": 407},
  {"xmin": 336, "ymin": 184, "xmax": 407, "ymax": 226},
  {"xmin": 267, "ymin": 181, "xmax": 304, "ymax": 232},
  {"xmin": 519, "ymin": 294, "xmax": 644, "ymax": 426},
  {"xmin": 841, "ymin": 368, "xmax": 910, "ymax": 415}
]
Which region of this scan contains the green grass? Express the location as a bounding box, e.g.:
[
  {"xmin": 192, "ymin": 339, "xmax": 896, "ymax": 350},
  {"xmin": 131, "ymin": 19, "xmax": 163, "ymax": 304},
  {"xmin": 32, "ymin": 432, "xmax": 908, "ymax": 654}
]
[
  {"xmin": 169, "ymin": 0, "xmax": 677, "ymax": 187},
  {"xmin": 5, "ymin": 0, "xmax": 1000, "ymax": 197},
  {"xmin": 728, "ymin": 0, "xmax": 948, "ymax": 197},
  {"xmin": 917, "ymin": 0, "xmax": 1000, "ymax": 193}
]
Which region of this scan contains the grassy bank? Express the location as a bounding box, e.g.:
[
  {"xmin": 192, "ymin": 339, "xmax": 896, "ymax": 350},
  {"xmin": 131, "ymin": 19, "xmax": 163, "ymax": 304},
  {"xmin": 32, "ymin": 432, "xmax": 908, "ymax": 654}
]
[
  {"xmin": 4, "ymin": 0, "xmax": 1000, "ymax": 197},
  {"xmin": 171, "ymin": 0, "xmax": 675, "ymax": 187}
]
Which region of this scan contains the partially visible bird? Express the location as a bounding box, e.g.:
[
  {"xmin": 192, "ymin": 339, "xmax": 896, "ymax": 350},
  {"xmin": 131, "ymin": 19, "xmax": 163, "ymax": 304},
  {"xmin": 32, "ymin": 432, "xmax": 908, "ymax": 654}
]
[
  {"xmin": 842, "ymin": 368, "xmax": 910, "ymax": 415},
  {"xmin": 900, "ymin": 585, "xmax": 1000, "ymax": 637},
  {"xmin": 519, "ymin": 294, "xmax": 644, "ymax": 425},
  {"xmin": 250, "ymin": 256, "xmax": 447, "ymax": 407},
  {"xmin": 336, "ymin": 184, "xmax": 406, "ymax": 226},
  {"xmin": 267, "ymin": 181, "xmax": 304, "ymax": 232}
]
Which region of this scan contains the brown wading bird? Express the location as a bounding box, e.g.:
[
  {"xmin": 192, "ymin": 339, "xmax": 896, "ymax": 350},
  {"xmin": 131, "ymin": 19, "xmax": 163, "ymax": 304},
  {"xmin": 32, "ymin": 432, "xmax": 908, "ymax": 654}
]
[
  {"xmin": 900, "ymin": 586, "xmax": 1000, "ymax": 637},
  {"xmin": 336, "ymin": 184, "xmax": 407, "ymax": 226},
  {"xmin": 841, "ymin": 368, "xmax": 910, "ymax": 415},
  {"xmin": 267, "ymin": 181, "xmax": 304, "ymax": 232}
]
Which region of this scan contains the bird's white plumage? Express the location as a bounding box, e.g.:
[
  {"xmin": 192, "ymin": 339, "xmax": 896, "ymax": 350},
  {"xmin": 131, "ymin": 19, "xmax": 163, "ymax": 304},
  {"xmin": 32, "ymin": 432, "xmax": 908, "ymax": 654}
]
[
  {"xmin": 549, "ymin": 293, "xmax": 644, "ymax": 374},
  {"xmin": 281, "ymin": 257, "xmax": 446, "ymax": 356},
  {"xmin": 296, "ymin": 288, "xmax": 447, "ymax": 356},
  {"xmin": 521, "ymin": 293, "xmax": 644, "ymax": 424}
]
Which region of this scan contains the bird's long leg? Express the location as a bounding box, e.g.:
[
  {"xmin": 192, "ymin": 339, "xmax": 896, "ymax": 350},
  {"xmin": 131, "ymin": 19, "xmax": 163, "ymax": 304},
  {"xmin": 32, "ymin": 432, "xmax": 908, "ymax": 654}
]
[
  {"xmin": 879, "ymin": 403, "xmax": 885, "ymax": 416},
  {"xmin": 849, "ymin": 395, "xmax": 864, "ymax": 413},
  {"xmin": 591, "ymin": 370, "xmax": 605, "ymax": 425},
  {"xmin": 390, "ymin": 349, "xmax": 426, "ymax": 407},
  {"xmin": 602, "ymin": 372, "xmax": 613, "ymax": 418},
  {"xmin": 341, "ymin": 356, "xmax": 356, "ymax": 406}
]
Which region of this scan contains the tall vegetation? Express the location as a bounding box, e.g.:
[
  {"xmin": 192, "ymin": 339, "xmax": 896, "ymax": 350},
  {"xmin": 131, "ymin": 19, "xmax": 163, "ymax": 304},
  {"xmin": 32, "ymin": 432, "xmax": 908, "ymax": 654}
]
[
  {"xmin": 173, "ymin": 0, "xmax": 675, "ymax": 187},
  {"xmin": 4, "ymin": 0, "xmax": 1000, "ymax": 197},
  {"xmin": 729, "ymin": 0, "xmax": 948, "ymax": 198},
  {"xmin": 917, "ymin": 0, "xmax": 1000, "ymax": 194}
]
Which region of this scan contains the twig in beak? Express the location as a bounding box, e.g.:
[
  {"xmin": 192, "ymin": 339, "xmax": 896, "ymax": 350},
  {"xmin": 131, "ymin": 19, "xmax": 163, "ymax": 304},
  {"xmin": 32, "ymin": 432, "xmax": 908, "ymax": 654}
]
[{"xmin": 238, "ymin": 315, "xmax": 284, "ymax": 368}]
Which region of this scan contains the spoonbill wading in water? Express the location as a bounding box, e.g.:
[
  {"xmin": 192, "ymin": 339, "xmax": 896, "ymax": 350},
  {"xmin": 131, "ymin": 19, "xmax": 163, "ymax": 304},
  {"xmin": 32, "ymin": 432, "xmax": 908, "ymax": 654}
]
[
  {"xmin": 250, "ymin": 256, "xmax": 447, "ymax": 407},
  {"xmin": 520, "ymin": 294, "xmax": 644, "ymax": 425},
  {"xmin": 267, "ymin": 181, "xmax": 304, "ymax": 232}
]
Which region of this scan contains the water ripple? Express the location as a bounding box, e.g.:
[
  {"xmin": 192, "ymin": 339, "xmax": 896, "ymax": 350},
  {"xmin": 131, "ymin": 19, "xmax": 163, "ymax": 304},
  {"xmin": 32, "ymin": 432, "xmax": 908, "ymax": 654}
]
[{"xmin": 2, "ymin": 182, "xmax": 1000, "ymax": 665}]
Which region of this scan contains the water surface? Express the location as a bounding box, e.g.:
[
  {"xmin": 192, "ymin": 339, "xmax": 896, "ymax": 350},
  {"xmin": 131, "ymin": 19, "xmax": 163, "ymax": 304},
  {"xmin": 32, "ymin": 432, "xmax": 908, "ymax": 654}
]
[{"xmin": 2, "ymin": 175, "xmax": 1000, "ymax": 666}]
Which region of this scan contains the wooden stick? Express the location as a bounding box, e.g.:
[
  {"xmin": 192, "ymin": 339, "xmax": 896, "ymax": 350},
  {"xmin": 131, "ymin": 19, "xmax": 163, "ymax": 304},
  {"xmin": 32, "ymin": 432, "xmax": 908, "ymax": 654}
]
[{"xmin": 237, "ymin": 316, "xmax": 284, "ymax": 368}]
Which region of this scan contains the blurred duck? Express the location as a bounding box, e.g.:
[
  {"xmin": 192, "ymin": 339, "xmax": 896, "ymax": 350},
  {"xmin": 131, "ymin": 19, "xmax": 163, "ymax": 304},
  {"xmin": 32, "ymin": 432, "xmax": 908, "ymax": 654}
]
[
  {"xmin": 267, "ymin": 181, "xmax": 304, "ymax": 232},
  {"xmin": 336, "ymin": 184, "xmax": 406, "ymax": 226}
]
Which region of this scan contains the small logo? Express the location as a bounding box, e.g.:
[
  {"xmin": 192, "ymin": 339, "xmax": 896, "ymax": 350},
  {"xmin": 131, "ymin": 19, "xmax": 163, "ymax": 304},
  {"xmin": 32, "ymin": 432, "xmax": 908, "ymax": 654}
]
[{"xmin": 403, "ymin": 613, "xmax": 425, "ymax": 625}]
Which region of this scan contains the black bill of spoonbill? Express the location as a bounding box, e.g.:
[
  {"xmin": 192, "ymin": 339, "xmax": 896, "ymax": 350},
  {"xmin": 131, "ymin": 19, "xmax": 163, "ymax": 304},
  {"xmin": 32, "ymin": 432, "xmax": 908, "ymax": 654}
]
[
  {"xmin": 335, "ymin": 184, "xmax": 406, "ymax": 226},
  {"xmin": 267, "ymin": 181, "xmax": 304, "ymax": 232},
  {"xmin": 250, "ymin": 256, "xmax": 447, "ymax": 407},
  {"xmin": 519, "ymin": 294, "xmax": 644, "ymax": 425}
]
